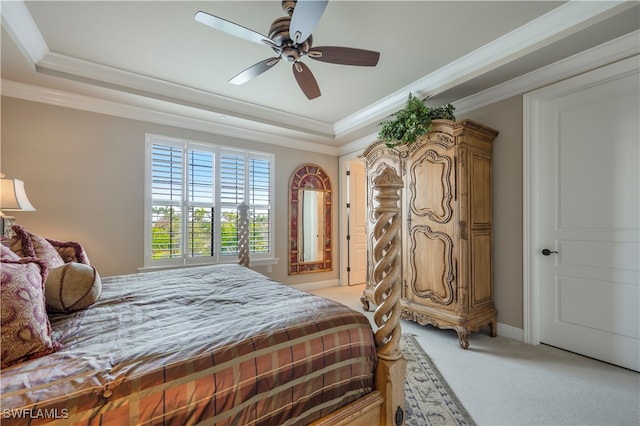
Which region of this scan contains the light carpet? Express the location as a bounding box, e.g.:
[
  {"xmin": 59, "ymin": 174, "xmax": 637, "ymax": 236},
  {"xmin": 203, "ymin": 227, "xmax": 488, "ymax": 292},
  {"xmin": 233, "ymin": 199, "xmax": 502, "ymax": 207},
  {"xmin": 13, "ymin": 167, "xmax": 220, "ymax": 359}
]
[{"xmin": 402, "ymin": 334, "xmax": 475, "ymax": 426}]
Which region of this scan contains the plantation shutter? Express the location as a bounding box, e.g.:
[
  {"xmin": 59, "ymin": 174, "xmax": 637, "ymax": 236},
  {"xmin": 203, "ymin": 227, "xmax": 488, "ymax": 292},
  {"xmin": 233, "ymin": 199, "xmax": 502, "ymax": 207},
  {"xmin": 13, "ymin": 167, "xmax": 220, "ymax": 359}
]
[
  {"xmin": 219, "ymin": 151, "xmax": 245, "ymax": 255},
  {"xmin": 150, "ymin": 143, "xmax": 183, "ymax": 259},
  {"xmin": 249, "ymin": 157, "xmax": 271, "ymax": 254},
  {"xmin": 146, "ymin": 135, "xmax": 274, "ymax": 267},
  {"xmin": 187, "ymin": 148, "xmax": 215, "ymax": 258}
]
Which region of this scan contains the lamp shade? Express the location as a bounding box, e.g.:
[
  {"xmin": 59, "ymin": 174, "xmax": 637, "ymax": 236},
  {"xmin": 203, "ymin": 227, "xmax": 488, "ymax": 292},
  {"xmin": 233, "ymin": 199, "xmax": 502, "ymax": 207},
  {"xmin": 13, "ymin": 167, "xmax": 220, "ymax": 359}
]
[{"xmin": 1, "ymin": 178, "xmax": 36, "ymax": 211}]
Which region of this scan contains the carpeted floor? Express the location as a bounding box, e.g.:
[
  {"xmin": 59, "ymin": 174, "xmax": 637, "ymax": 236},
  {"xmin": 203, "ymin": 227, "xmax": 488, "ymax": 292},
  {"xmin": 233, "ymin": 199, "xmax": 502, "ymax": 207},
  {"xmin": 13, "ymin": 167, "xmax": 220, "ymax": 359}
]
[
  {"xmin": 402, "ymin": 334, "xmax": 475, "ymax": 426},
  {"xmin": 310, "ymin": 284, "xmax": 640, "ymax": 425}
]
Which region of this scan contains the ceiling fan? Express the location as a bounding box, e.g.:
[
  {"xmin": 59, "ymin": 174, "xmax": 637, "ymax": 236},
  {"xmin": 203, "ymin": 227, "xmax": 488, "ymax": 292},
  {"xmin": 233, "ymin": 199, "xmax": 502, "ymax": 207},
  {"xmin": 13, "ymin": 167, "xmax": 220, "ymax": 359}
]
[{"xmin": 195, "ymin": 0, "xmax": 380, "ymax": 100}]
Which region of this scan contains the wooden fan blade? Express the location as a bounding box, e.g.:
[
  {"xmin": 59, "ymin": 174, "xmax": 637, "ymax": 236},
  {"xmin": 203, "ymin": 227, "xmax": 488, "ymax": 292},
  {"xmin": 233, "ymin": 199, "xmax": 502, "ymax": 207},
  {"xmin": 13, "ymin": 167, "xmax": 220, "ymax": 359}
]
[
  {"xmin": 293, "ymin": 62, "xmax": 321, "ymax": 100},
  {"xmin": 289, "ymin": 0, "xmax": 328, "ymax": 44},
  {"xmin": 195, "ymin": 11, "xmax": 279, "ymax": 47},
  {"xmin": 308, "ymin": 46, "xmax": 380, "ymax": 66},
  {"xmin": 229, "ymin": 57, "xmax": 281, "ymax": 85}
]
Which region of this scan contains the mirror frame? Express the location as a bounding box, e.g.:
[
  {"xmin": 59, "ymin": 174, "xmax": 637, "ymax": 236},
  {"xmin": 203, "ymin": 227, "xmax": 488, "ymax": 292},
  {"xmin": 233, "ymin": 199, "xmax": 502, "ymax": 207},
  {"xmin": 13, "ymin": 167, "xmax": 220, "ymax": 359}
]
[{"xmin": 289, "ymin": 164, "xmax": 332, "ymax": 274}]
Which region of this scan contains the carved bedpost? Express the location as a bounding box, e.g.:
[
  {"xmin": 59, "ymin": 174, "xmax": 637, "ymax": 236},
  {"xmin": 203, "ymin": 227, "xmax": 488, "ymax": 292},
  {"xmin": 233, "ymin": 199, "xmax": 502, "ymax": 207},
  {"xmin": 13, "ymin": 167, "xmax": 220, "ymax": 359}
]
[
  {"xmin": 237, "ymin": 202, "xmax": 250, "ymax": 267},
  {"xmin": 372, "ymin": 167, "xmax": 406, "ymax": 426}
]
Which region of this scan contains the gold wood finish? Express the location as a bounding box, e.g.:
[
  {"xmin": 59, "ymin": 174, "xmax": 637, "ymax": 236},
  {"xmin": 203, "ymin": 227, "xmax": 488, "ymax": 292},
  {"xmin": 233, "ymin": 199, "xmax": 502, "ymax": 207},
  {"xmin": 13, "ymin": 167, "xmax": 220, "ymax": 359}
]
[
  {"xmin": 313, "ymin": 167, "xmax": 407, "ymax": 426},
  {"xmin": 371, "ymin": 167, "xmax": 404, "ymax": 360},
  {"xmin": 237, "ymin": 202, "xmax": 250, "ymax": 267},
  {"xmin": 361, "ymin": 119, "xmax": 499, "ymax": 349}
]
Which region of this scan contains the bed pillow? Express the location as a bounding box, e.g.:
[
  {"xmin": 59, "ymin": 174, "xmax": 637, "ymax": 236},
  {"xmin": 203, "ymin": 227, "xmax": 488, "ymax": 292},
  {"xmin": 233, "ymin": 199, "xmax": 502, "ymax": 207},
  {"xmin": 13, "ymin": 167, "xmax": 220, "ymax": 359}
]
[
  {"xmin": 1, "ymin": 258, "xmax": 62, "ymax": 368},
  {"xmin": 8, "ymin": 225, "xmax": 65, "ymax": 270},
  {"xmin": 46, "ymin": 238, "xmax": 91, "ymax": 265},
  {"xmin": 1, "ymin": 243, "xmax": 20, "ymax": 262},
  {"xmin": 45, "ymin": 262, "xmax": 101, "ymax": 313}
]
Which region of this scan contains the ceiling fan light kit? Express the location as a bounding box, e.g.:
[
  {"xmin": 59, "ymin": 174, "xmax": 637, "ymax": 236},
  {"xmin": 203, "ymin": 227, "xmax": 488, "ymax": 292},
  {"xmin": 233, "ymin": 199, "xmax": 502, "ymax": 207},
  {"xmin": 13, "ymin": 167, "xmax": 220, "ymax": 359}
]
[{"xmin": 195, "ymin": 0, "xmax": 380, "ymax": 100}]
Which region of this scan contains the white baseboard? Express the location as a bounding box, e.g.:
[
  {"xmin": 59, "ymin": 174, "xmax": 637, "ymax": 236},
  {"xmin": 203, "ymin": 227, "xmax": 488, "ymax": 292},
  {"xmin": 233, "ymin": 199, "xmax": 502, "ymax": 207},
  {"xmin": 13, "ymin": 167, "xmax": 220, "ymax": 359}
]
[
  {"xmin": 291, "ymin": 279, "xmax": 340, "ymax": 292},
  {"xmin": 497, "ymin": 322, "xmax": 524, "ymax": 342}
]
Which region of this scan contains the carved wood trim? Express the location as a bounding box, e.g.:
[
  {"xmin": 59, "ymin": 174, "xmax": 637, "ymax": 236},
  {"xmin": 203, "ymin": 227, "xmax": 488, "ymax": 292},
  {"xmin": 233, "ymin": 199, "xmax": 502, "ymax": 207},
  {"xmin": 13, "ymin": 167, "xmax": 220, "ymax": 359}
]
[
  {"xmin": 367, "ymin": 161, "xmax": 397, "ymax": 224},
  {"xmin": 370, "ymin": 166, "xmax": 406, "ymax": 425},
  {"xmin": 237, "ymin": 202, "xmax": 250, "ymax": 267},
  {"xmin": 372, "ymin": 167, "xmax": 404, "ymax": 359}
]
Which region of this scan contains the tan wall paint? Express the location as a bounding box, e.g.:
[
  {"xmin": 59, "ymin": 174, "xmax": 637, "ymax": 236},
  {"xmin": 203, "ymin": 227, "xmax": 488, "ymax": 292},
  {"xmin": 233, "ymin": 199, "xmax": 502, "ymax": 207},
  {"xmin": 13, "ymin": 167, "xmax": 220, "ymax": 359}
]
[
  {"xmin": 1, "ymin": 95, "xmax": 525, "ymax": 328},
  {"xmin": 462, "ymin": 95, "xmax": 524, "ymax": 329},
  {"xmin": 0, "ymin": 97, "xmax": 339, "ymax": 286}
]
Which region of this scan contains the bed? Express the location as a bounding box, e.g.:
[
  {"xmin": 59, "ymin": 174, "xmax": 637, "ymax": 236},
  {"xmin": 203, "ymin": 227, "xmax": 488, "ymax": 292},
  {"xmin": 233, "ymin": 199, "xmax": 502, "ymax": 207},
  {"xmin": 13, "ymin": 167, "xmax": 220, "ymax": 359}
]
[{"xmin": 1, "ymin": 172, "xmax": 406, "ymax": 426}]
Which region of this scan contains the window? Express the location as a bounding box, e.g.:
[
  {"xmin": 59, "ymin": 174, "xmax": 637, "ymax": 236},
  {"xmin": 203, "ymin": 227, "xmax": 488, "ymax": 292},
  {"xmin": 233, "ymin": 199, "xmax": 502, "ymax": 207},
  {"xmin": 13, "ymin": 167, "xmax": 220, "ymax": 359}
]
[{"xmin": 145, "ymin": 134, "xmax": 274, "ymax": 268}]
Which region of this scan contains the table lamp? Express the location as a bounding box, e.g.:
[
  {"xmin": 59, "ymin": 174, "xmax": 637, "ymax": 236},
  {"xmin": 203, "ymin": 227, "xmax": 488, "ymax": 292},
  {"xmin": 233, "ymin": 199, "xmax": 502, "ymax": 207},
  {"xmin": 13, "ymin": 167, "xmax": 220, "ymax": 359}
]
[{"xmin": 1, "ymin": 173, "xmax": 36, "ymax": 238}]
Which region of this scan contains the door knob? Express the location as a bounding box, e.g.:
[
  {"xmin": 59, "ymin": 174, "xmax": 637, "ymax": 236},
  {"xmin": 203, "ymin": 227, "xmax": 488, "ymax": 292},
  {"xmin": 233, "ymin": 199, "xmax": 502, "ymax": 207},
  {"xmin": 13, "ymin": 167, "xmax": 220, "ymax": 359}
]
[{"xmin": 541, "ymin": 248, "xmax": 558, "ymax": 256}]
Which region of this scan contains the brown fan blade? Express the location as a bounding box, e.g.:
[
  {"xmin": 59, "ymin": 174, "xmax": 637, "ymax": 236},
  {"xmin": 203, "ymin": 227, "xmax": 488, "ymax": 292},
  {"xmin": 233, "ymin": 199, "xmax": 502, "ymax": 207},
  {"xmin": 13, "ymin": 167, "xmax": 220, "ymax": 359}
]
[
  {"xmin": 195, "ymin": 11, "xmax": 279, "ymax": 48},
  {"xmin": 308, "ymin": 46, "xmax": 380, "ymax": 66},
  {"xmin": 293, "ymin": 62, "xmax": 321, "ymax": 100},
  {"xmin": 229, "ymin": 57, "xmax": 281, "ymax": 85}
]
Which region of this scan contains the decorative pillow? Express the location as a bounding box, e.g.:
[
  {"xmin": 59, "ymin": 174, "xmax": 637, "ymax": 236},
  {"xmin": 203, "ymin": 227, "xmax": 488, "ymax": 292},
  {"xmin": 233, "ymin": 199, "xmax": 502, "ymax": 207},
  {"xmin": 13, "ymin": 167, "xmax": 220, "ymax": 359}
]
[
  {"xmin": 45, "ymin": 262, "xmax": 101, "ymax": 313},
  {"xmin": 1, "ymin": 243, "xmax": 20, "ymax": 262},
  {"xmin": 8, "ymin": 225, "xmax": 65, "ymax": 270},
  {"xmin": 46, "ymin": 238, "xmax": 91, "ymax": 265},
  {"xmin": 1, "ymin": 258, "xmax": 62, "ymax": 368}
]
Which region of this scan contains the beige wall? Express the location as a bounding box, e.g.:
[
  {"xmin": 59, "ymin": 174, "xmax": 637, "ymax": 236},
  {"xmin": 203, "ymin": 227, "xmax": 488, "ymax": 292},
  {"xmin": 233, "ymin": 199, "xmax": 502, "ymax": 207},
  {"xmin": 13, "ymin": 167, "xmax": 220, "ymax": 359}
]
[
  {"xmin": 462, "ymin": 96, "xmax": 524, "ymax": 329},
  {"xmin": 2, "ymin": 94, "xmax": 526, "ymax": 329},
  {"xmin": 1, "ymin": 97, "xmax": 339, "ymax": 286}
]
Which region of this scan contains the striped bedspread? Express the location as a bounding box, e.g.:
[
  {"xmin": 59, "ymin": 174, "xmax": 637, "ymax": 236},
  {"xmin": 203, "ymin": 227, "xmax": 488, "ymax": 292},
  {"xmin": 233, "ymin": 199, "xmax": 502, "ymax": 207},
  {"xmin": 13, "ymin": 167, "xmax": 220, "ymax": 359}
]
[{"xmin": 0, "ymin": 264, "xmax": 376, "ymax": 425}]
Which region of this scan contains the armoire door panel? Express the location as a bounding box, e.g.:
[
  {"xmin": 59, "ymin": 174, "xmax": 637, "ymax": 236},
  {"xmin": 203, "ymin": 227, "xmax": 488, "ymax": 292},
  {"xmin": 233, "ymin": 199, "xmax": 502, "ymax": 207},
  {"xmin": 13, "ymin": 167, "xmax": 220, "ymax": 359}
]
[
  {"xmin": 471, "ymin": 231, "xmax": 492, "ymax": 306},
  {"xmin": 470, "ymin": 154, "xmax": 492, "ymax": 226},
  {"xmin": 409, "ymin": 149, "xmax": 453, "ymax": 224},
  {"xmin": 410, "ymin": 226, "xmax": 454, "ymax": 305}
]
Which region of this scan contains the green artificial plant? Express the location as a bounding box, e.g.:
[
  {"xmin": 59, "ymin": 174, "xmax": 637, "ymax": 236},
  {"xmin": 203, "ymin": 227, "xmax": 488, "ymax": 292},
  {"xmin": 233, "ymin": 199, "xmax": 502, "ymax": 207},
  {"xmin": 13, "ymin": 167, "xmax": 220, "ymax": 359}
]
[{"xmin": 378, "ymin": 93, "xmax": 455, "ymax": 148}]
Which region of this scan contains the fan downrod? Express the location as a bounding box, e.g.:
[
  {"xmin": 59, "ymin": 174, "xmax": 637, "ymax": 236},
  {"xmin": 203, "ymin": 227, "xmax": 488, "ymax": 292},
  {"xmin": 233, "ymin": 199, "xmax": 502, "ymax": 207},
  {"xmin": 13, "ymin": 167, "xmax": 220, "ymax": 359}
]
[{"xmin": 281, "ymin": 1, "xmax": 297, "ymax": 15}]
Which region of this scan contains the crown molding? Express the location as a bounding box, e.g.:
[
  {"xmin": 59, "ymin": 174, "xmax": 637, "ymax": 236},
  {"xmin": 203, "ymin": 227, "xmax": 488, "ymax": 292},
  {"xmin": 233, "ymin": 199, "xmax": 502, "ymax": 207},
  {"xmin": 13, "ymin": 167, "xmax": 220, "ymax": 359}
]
[
  {"xmin": 0, "ymin": 0, "xmax": 48, "ymax": 65},
  {"xmin": 336, "ymin": 130, "xmax": 378, "ymax": 157},
  {"xmin": 338, "ymin": 28, "xmax": 639, "ymax": 157},
  {"xmin": 454, "ymin": 30, "xmax": 640, "ymax": 117},
  {"xmin": 36, "ymin": 52, "xmax": 336, "ymax": 138},
  {"xmin": 0, "ymin": 79, "xmax": 340, "ymax": 156},
  {"xmin": 333, "ymin": 0, "xmax": 637, "ymax": 139}
]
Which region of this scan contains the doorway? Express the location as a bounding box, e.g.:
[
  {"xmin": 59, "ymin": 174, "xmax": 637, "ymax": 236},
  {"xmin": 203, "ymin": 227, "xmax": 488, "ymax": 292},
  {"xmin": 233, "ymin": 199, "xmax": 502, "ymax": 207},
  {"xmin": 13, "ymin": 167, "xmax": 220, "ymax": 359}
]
[{"xmin": 341, "ymin": 157, "xmax": 368, "ymax": 286}]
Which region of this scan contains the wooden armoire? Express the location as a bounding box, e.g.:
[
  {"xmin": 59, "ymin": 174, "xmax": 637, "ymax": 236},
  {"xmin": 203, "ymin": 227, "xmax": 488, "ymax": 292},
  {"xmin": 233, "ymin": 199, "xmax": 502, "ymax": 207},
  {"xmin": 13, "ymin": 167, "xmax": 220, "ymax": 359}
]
[{"xmin": 360, "ymin": 119, "xmax": 499, "ymax": 349}]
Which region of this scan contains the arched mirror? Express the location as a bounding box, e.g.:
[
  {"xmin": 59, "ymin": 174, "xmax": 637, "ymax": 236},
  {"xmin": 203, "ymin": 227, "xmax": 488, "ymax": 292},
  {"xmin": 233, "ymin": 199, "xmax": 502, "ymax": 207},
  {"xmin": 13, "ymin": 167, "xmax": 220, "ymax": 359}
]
[{"xmin": 289, "ymin": 164, "xmax": 332, "ymax": 274}]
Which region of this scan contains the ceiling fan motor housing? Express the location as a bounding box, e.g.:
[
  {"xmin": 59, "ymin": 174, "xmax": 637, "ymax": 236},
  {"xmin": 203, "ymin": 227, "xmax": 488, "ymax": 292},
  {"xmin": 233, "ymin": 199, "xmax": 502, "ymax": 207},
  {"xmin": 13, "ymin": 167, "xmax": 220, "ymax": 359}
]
[{"xmin": 269, "ymin": 16, "xmax": 312, "ymax": 62}]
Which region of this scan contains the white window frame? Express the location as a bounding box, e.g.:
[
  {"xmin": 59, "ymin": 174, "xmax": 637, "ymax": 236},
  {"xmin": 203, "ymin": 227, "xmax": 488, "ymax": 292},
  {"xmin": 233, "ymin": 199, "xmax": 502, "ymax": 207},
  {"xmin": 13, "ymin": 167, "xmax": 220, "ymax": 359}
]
[{"xmin": 143, "ymin": 134, "xmax": 275, "ymax": 269}]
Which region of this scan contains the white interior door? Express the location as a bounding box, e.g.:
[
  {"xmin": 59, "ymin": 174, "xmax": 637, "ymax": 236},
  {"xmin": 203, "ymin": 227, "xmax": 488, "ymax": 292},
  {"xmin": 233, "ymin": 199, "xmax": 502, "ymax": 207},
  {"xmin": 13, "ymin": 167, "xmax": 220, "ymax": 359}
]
[
  {"xmin": 530, "ymin": 57, "xmax": 639, "ymax": 371},
  {"xmin": 348, "ymin": 160, "xmax": 367, "ymax": 285}
]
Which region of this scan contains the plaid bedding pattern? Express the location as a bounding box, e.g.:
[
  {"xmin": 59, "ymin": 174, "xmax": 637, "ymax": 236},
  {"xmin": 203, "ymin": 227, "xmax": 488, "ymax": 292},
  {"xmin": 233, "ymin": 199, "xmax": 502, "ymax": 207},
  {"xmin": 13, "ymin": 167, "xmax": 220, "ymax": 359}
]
[{"xmin": 0, "ymin": 264, "xmax": 376, "ymax": 425}]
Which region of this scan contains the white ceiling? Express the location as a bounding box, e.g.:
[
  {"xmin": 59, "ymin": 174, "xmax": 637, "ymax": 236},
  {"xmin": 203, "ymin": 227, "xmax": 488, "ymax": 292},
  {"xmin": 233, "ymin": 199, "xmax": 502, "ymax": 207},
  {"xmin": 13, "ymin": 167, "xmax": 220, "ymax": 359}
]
[{"xmin": 2, "ymin": 1, "xmax": 639, "ymax": 152}]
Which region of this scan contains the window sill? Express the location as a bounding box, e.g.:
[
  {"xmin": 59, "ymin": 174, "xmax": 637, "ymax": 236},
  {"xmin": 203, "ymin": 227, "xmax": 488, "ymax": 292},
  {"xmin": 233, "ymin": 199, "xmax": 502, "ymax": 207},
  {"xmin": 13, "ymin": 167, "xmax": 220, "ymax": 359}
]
[{"xmin": 138, "ymin": 258, "xmax": 279, "ymax": 273}]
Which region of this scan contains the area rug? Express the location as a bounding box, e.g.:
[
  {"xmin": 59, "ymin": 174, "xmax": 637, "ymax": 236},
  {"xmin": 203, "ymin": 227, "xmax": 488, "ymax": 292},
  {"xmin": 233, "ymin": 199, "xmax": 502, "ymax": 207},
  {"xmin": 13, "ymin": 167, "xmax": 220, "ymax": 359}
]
[{"xmin": 401, "ymin": 334, "xmax": 476, "ymax": 425}]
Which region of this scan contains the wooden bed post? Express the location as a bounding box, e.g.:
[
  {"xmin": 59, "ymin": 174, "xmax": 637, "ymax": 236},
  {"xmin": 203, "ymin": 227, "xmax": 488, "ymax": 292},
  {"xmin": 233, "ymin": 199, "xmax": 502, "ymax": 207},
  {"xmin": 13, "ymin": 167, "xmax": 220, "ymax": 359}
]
[
  {"xmin": 372, "ymin": 167, "xmax": 406, "ymax": 426},
  {"xmin": 237, "ymin": 202, "xmax": 250, "ymax": 267}
]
